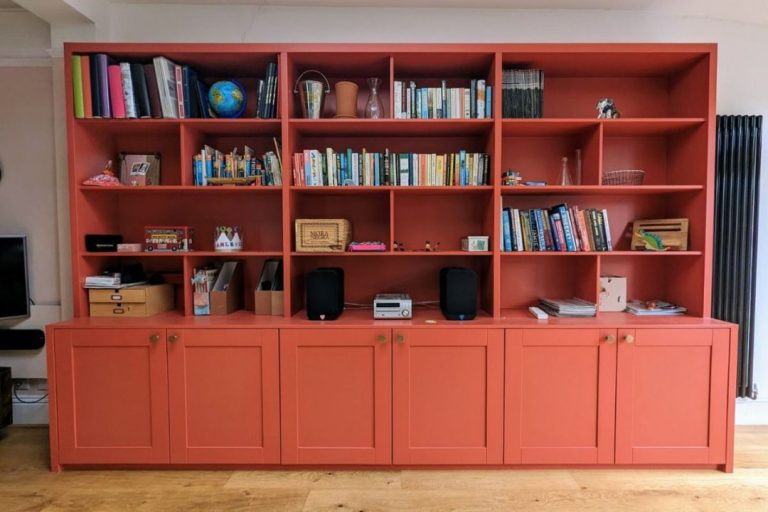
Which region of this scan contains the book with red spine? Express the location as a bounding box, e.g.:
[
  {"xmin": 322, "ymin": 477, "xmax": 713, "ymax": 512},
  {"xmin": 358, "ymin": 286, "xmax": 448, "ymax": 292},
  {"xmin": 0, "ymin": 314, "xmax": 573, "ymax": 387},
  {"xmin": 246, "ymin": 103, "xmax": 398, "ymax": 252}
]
[{"xmin": 107, "ymin": 63, "xmax": 126, "ymax": 118}]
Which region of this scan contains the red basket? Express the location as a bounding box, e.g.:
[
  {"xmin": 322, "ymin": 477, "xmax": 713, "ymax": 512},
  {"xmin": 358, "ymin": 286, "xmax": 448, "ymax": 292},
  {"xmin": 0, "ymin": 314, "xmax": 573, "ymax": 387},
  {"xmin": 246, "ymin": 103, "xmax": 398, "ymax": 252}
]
[{"xmin": 602, "ymin": 169, "xmax": 645, "ymax": 185}]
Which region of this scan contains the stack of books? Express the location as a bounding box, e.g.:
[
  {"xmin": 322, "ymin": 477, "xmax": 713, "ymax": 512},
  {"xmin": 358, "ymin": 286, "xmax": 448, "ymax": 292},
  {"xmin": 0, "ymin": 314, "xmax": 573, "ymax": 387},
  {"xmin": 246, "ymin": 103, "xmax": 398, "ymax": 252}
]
[
  {"xmin": 293, "ymin": 149, "xmax": 489, "ymax": 187},
  {"xmin": 502, "ymin": 68, "xmax": 544, "ymax": 118},
  {"xmin": 626, "ymin": 300, "xmax": 687, "ymax": 316},
  {"xmin": 70, "ymin": 54, "xmax": 278, "ymax": 119},
  {"xmin": 393, "ymin": 80, "xmax": 491, "ymax": 119},
  {"xmin": 501, "ymin": 204, "xmax": 612, "ymax": 252},
  {"xmin": 539, "ymin": 298, "xmax": 596, "ymax": 317},
  {"xmin": 193, "ymin": 140, "xmax": 282, "ymax": 186}
]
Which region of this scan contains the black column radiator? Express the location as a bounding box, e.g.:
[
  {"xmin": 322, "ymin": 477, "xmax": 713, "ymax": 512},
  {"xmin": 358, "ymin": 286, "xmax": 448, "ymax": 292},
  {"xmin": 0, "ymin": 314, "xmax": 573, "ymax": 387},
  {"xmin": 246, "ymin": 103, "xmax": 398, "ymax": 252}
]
[{"xmin": 713, "ymin": 115, "xmax": 762, "ymax": 399}]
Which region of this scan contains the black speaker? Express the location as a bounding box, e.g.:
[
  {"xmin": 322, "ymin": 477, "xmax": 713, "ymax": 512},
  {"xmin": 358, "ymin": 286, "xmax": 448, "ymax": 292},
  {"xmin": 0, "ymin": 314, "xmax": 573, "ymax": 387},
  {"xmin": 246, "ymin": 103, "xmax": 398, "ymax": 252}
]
[
  {"xmin": 306, "ymin": 267, "xmax": 344, "ymax": 320},
  {"xmin": 0, "ymin": 329, "xmax": 45, "ymax": 350},
  {"xmin": 0, "ymin": 367, "xmax": 11, "ymax": 429},
  {"xmin": 440, "ymin": 267, "xmax": 477, "ymax": 320},
  {"xmin": 85, "ymin": 234, "xmax": 123, "ymax": 252}
]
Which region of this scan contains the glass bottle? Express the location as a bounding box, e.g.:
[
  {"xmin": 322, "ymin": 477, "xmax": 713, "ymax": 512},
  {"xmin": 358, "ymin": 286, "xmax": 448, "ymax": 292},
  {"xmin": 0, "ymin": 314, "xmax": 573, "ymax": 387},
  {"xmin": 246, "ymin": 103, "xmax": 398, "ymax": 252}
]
[
  {"xmin": 559, "ymin": 156, "xmax": 573, "ymax": 186},
  {"xmin": 364, "ymin": 77, "xmax": 385, "ymax": 119},
  {"xmin": 574, "ymin": 149, "xmax": 582, "ymax": 186}
]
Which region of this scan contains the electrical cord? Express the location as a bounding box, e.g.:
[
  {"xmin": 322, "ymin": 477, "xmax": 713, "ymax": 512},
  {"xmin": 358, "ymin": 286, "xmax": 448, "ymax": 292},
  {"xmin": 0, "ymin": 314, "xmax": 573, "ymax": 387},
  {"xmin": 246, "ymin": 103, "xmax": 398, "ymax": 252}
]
[{"xmin": 13, "ymin": 384, "xmax": 48, "ymax": 404}]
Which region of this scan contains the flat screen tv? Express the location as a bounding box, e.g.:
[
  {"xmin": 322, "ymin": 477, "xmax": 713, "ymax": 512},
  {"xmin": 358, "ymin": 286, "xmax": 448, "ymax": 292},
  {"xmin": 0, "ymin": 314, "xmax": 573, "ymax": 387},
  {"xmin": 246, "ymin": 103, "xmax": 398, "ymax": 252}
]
[{"xmin": 0, "ymin": 235, "xmax": 30, "ymax": 322}]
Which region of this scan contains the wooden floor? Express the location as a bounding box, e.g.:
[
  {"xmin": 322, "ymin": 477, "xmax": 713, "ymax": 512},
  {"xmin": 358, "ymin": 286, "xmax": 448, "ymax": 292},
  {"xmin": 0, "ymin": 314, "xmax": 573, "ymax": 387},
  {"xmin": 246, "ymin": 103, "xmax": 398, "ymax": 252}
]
[{"xmin": 1, "ymin": 427, "xmax": 767, "ymax": 511}]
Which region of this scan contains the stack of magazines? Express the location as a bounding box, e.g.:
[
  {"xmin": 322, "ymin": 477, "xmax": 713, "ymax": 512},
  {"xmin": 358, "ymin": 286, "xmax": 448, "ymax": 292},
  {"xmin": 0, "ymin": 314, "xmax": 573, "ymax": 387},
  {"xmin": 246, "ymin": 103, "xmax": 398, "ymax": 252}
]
[
  {"xmin": 626, "ymin": 300, "xmax": 687, "ymax": 316},
  {"xmin": 539, "ymin": 298, "xmax": 596, "ymax": 317}
]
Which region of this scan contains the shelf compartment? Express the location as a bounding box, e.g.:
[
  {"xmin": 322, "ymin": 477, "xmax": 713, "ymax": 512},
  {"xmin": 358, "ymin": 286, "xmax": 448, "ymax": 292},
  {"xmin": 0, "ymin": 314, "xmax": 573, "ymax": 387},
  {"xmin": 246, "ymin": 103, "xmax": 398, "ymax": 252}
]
[
  {"xmin": 502, "ymin": 49, "xmax": 711, "ymax": 118},
  {"xmin": 500, "ymin": 254, "xmax": 599, "ymax": 311},
  {"xmin": 289, "ymin": 118, "xmax": 494, "ymax": 137},
  {"xmin": 600, "ymin": 253, "xmax": 705, "ymax": 316},
  {"xmin": 72, "ymin": 120, "xmax": 181, "ymax": 186},
  {"xmin": 501, "ymin": 123, "xmax": 600, "ymax": 185},
  {"xmin": 291, "ymin": 191, "xmax": 391, "ymax": 249},
  {"xmin": 394, "ymin": 191, "xmax": 495, "ymax": 252},
  {"xmin": 78, "ymin": 192, "xmax": 283, "ymax": 254},
  {"xmin": 602, "ymin": 122, "xmax": 707, "ymax": 186},
  {"xmin": 501, "ymin": 192, "xmax": 704, "ymax": 252},
  {"xmin": 289, "ymin": 254, "xmax": 493, "ymax": 317},
  {"xmin": 287, "ymin": 52, "xmax": 391, "ymax": 119}
]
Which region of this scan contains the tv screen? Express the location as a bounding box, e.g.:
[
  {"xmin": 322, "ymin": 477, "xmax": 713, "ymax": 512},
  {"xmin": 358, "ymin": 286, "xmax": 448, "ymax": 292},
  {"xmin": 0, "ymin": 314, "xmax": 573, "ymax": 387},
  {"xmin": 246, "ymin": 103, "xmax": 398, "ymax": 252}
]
[{"xmin": 0, "ymin": 236, "xmax": 30, "ymax": 321}]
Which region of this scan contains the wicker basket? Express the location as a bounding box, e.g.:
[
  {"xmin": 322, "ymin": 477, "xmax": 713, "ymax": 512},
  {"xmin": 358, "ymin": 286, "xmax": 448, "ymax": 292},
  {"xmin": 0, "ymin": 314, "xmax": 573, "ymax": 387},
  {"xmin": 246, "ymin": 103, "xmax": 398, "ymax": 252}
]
[
  {"xmin": 602, "ymin": 169, "xmax": 645, "ymax": 185},
  {"xmin": 295, "ymin": 219, "xmax": 351, "ymax": 252}
]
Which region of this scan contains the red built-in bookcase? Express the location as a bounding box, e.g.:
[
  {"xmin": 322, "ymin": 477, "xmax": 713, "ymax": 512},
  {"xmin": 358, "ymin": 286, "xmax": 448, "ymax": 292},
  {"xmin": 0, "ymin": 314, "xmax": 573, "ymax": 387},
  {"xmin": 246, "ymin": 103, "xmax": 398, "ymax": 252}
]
[{"xmin": 64, "ymin": 43, "xmax": 716, "ymax": 324}]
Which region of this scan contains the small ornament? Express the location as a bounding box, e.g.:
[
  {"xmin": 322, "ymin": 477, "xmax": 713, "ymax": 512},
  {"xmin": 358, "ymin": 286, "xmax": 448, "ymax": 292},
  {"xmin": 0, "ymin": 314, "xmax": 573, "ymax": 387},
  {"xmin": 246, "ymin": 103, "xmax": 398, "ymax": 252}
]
[
  {"xmin": 596, "ymin": 97, "xmax": 621, "ymax": 119},
  {"xmin": 502, "ymin": 169, "xmax": 523, "ymax": 186},
  {"xmin": 558, "ymin": 157, "xmax": 573, "ymax": 186},
  {"xmin": 214, "ymin": 226, "xmax": 243, "ymax": 252},
  {"xmin": 82, "ymin": 160, "xmax": 121, "ymax": 187},
  {"xmin": 637, "ymin": 229, "xmax": 668, "ymax": 251}
]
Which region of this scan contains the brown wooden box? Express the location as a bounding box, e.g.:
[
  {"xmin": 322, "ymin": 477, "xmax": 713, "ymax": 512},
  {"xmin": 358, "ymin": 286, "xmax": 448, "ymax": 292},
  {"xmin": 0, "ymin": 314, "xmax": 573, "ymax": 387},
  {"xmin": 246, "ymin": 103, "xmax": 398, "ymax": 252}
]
[
  {"xmin": 631, "ymin": 218, "xmax": 689, "ymax": 251},
  {"xmin": 210, "ymin": 261, "xmax": 243, "ymax": 315},
  {"xmin": 295, "ymin": 219, "xmax": 351, "ymax": 252},
  {"xmin": 88, "ymin": 284, "xmax": 174, "ymax": 317}
]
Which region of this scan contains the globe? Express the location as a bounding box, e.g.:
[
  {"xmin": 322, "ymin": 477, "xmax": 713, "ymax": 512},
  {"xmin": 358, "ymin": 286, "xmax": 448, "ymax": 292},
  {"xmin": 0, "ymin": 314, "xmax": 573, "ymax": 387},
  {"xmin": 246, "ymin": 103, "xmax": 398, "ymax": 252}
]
[{"xmin": 208, "ymin": 80, "xmax": 247, "ymax": 118}]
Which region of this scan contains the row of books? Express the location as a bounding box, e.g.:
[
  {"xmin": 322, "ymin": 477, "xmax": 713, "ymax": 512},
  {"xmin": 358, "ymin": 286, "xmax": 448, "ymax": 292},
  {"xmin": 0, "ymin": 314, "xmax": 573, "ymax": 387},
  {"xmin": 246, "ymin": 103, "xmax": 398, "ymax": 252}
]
[
  {"xmin": 501, "ymin": 204, "xmax": 613, "ymax": 252},
  {"xmin": 193, "ymin": 140, "xmax": 282, "ymax": 186},
  {"xmin": 71, "ymin": 54, "xmax": 278, "ymax": 119},
  {"xmin": 502, "ymin": 68, "xmax": 544, "ymax": 118},
  {"xmin": 293, "ymin": 149, "xmax": 490, "ymax": 187},
  {"xmin": 393, "ymin": 80, "xmax": 491, "ymax": 119}
]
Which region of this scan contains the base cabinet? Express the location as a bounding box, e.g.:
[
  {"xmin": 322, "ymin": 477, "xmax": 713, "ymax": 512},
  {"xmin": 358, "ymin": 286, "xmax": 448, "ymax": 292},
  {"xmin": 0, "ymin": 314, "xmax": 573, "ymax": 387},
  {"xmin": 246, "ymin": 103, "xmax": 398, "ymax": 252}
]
[
  {"xmin": 54, "ymin": 329, "xmax": 170, "ymax": 464},
  {"xmin": 280, "ymin": 329, "xmax": 392, "ymax": 464},
  {"xmin": 504, "ymin": 329, "xmax": 616, "ymax": 464},
  {"xmin": 167, "ymin": 329, "xmax": 280, "ymax": 464},
  {"xmin": 615, "ymin": 329, "xmax": 730, "ymax": 465},
  {"xmin": 393, "ymin": 329, "xmax": 504, "ymax": 464}
]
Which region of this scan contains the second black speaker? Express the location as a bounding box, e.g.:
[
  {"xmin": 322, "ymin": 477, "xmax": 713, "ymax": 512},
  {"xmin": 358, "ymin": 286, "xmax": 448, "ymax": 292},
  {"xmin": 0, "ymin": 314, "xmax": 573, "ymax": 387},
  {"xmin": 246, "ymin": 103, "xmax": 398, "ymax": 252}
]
[
  {"xmin": 306, "ymin": 267, "xmax": 344, "ymax": 320},
  {"xmin": 440, "ymin": 267, "xmax": 477, "ymax": 320}
]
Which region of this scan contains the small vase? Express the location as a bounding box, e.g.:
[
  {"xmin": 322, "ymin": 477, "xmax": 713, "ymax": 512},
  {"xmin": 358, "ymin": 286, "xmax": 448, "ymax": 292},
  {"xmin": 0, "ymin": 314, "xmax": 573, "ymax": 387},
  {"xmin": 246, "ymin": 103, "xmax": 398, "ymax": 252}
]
[
  {"xmin": 364, "ymin": 78, "xmax": 385, "ymax": 119},
  {"xmin": 559, "ymin": 157, "xmax": 573, "ymax": 186}
]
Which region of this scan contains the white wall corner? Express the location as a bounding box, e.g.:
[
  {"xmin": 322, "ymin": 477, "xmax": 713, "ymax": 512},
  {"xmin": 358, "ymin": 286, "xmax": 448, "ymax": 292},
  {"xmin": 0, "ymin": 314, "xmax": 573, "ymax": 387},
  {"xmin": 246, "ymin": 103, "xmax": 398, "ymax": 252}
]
[{"xmin": 736, "ymin": 398, "xmax": 768, "ymax": 425}]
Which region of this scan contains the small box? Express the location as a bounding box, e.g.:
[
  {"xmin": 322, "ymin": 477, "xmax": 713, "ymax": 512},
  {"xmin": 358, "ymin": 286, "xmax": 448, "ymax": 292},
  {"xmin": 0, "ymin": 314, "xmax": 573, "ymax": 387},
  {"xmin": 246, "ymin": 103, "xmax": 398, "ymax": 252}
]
[
  {"xmin": 462, "ymin": 236, "xmax": 489, "ymax": 252},
  {"xmin": 255, "ymin": 259, "xmax": 283, "ymax": 316},
  {"xmin": 295, "ymin": 219, "xmax": 351, "ymax": 252},
  {"xmin": 119, "ymin": 153, "xmax": 161, "ymax": 186},
  {"xmin": 599, "ymin": 276, "xmax": 627, "ymax": 312},
  {"xmin": 210, "ymin": 261, "xmax": 243, "ymax": 315},
  {"xmin": 89, "ymin": 284, "xmax": 174, "ymax": 317}
]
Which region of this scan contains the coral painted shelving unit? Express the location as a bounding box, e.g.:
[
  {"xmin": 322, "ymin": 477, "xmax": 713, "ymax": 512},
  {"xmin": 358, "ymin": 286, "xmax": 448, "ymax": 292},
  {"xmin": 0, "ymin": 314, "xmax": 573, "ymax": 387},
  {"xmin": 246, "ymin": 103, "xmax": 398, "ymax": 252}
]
[{"xmin": 48, "ymin": 43, "xmax": 737, "ymax": 473}]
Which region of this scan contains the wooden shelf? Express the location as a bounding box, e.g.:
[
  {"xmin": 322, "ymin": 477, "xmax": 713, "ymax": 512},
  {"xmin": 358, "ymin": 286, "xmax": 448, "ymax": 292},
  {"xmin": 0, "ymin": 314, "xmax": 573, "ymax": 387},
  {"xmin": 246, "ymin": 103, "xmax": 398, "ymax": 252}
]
[
  {"xmin": 291, "ymin": 251, "xmax": 492, "ymax": 257},
  {"xmin": 500, "ymin": 251, "xmax": 703, "ymax": 256},
  {"xmin": 290, "ymin": 185, "xmax": 493, "ymax": 194},
  {"xmin": 79, "ymin": 185, "xmax": 282, "ymax": 193},
  {"xmin": 500, "ymin": 185, "xmax": 703, "ymax": 195},
  {"xmin": 80, "ymin": 251, "xmax": 283, "ymax": 257},
  {"xmin": 290, "ymin": 118, "xmax": 494, "ymax": 136}
]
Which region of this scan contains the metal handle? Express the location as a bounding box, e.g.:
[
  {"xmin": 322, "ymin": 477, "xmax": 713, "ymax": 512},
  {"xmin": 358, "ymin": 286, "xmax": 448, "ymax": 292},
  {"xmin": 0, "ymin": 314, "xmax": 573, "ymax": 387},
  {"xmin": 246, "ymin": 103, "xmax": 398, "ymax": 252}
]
[
  {"xmin": 624, "ymin": 334, "xmax": 635, "ymax": 344},
  {"xmin": 376, "ymin": 334, "xmax": 387, "ymax": 344},
  {"xmin": 168, "ymin": 334, "xmax": 179, "ymax": 343},
  {"xmin": 293, "ymin": 69, "xmax": 331, "ymax": 93},
  {"xmin": 149, "ymin": 334, "xmax": 160, "ymax": 343},
  {"xmin": 396, "ymin": 334, "xmax": 405, "ymax": 345},
  {"xmin": 604, "ymin": 334, "xmax": 616, "ymax": 344}
]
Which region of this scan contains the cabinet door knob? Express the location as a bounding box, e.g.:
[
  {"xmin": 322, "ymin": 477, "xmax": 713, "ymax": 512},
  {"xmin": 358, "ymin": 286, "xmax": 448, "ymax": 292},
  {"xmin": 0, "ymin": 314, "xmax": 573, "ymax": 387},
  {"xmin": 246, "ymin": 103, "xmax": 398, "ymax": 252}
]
[
  {"xmin": 604, "ymin": 334, "xmax": 616, "ymax": 344},
  {"xmin": 396, "ymin": 334, "xmax": 405, "ymax": 345},
  {"xmin": 168, "ymin": 334, "xmax": 179, "ymax": 343},
  {"xmin": 149, "ymin": 334, "xmax": 160, "ymax": 343},
  {"xmin": 624, "ymin": 334, "xmax": 635, "ymax": 343},
  {"xmin": 376, "ymin": 334, "xmax": 387, "ymax": 344}
]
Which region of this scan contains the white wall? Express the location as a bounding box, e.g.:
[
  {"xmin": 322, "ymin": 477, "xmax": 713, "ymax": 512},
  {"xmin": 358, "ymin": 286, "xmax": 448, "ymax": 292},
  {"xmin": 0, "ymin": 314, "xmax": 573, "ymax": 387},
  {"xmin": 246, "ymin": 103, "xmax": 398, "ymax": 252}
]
[{"xmin": 1, "ymin": 4, "xmax": 766, "ymax": 421}]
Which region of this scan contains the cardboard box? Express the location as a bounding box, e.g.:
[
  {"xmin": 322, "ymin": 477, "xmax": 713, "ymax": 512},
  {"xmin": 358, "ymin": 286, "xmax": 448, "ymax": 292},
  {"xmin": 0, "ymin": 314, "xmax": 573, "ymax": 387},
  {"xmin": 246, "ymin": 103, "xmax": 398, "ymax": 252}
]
[
  {"xmin": 89, "ymin": 283, "xmax": 174, "ymax": 317},
  {"xmin": 210, "ymin": 261, "xmax": 243, "ymax": 315},
  {"xmin": 255, "ymin": 259, "xmax": 283, "ymax": 316},
  {"xmin": 599, "ymin": 276, "xmax": 627, "ymax": 312},
  {"xmin": 295, "ymin": 219, "xmax": 351, "ymax": 252}
]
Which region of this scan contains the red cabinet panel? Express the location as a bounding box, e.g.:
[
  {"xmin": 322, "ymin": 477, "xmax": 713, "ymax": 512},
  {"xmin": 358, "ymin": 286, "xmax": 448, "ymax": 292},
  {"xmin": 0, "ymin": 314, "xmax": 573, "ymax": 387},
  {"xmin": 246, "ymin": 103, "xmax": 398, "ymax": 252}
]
[
  {"xmin": 54, "ymin": 329, "xmax": 169, "ymax": 464},
  {"xmin": 393, "ymin": 329, "xmax": 504, "ymax": 464},
  {"xmin": 280, "ymin": 328, "xmax": 392, "ymax": 464},
  {"xmin": 505, "ymin": 328, "xmax": 617, "ymax": 464},
  {"xmin": 615, "ymin": 328, "xmax": 728, "ymax": 465},
  {"xmin": 167, "ymin": 329, "xmax": 280, "ymax": 464}
]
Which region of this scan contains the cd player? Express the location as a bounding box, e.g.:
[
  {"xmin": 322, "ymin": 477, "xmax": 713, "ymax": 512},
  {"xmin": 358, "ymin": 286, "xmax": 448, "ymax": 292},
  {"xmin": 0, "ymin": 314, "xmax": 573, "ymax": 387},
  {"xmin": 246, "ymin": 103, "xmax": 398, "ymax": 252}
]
[{"xmin": 373, "ymin": 293, "xmax": 412, "ymax": 319}]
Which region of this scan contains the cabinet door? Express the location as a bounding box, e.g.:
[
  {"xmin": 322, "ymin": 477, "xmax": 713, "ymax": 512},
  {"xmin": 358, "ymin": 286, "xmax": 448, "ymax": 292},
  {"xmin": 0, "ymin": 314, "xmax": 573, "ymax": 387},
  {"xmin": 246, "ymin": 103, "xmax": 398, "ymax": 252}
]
[
  {"xmin": 393, "ymin": 328, "xmax": 504, "ymax": 464},
  {"xmin": 616, "ymin": 328, "xmax": 729, "ymax": 465},
  {"xmin": 280, "ymin": 329, "xmax": 391, "ymax": 464},
  {"xmin": 54, "ymin": 328, "xmax": 169, "ymax": 464},
  {"xmin": 505, "ymin": 329, "xmax": 617, "ymax": 464},
  {"xmin": 167, "ymin": 329, "xmax": 280, "ymax": 464}
]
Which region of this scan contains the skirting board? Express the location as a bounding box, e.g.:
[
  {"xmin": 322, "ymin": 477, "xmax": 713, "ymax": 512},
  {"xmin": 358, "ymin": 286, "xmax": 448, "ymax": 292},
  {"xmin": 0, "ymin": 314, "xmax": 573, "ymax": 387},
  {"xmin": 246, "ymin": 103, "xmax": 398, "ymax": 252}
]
[{"xmin": 736, "ymin": 398, "xmax": 768, "ymax": 425}]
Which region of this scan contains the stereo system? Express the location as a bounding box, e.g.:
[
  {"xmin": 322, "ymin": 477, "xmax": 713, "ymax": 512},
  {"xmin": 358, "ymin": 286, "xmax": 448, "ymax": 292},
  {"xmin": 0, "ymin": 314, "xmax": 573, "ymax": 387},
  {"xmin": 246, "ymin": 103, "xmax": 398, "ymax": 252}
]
[
  {"xmin": 306, "ymin": 267, "xmax": 344, "ymax": 320},
  {"xmin": 373, "ymin": 294, "xmax": 412, "ymax": 319}
]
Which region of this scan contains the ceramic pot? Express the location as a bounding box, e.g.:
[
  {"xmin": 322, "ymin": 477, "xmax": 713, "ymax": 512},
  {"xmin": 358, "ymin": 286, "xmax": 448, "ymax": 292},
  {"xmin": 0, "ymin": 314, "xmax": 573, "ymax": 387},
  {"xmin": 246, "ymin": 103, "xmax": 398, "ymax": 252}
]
[{"xmin": 334, "ymin": 81, "xmax": 359, "ymax": 118}]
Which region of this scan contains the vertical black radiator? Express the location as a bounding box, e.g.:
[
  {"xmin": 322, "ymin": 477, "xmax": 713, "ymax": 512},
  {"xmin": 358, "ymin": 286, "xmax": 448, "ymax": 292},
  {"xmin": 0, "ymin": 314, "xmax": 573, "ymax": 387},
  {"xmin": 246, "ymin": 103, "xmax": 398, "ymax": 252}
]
[{"xmin": 713, "ymin": 115, "xmax": 762, "ymax": 399}]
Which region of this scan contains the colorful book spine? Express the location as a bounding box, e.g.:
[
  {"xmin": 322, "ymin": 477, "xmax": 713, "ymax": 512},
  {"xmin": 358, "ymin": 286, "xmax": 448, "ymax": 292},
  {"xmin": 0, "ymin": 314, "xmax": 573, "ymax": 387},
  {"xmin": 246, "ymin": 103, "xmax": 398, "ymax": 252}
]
[
  {"xmin": 71, "ymin": 55, "xmax": 85, "ymax": 119},
  {"xmin": 81, "ymin": 55, "xmax": 92, "ymax": 118},
  {"xmin": 502, "ymin": 208, "xmax": 513, "ymax": 252},
  {"xmin": 96, "ymin": 54, "xmax": 111, "ymax": 118},
  {"xmin": 120, "ymin": 63, "xmax": 137, "ymax": 119},
  {"xmin": 107, "ymin": 64, "xmax": 126, "ymax": 118}
]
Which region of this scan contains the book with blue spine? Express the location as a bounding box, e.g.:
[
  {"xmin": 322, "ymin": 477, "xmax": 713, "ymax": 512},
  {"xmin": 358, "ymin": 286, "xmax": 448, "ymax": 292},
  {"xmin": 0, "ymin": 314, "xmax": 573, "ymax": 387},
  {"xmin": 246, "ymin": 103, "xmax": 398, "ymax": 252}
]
[
  {"xmin": 557, "ymin": 204, "xmax": 577, "ymax": 251},
  {"xmin": 535, "ymin": 209, "xmax": 547, "ymax": 251},
  {"xmin": 502, "ymin": 208, "xmax": 513, "ymax": 252}
]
